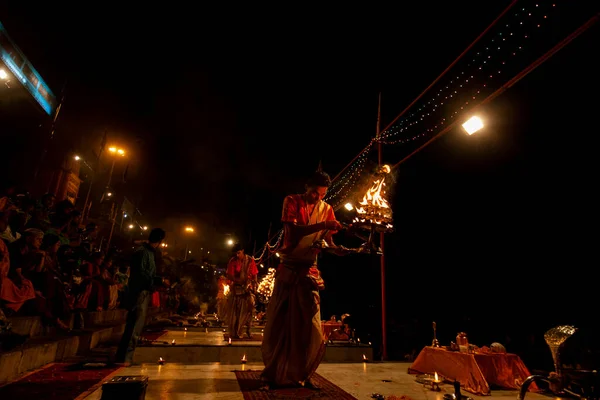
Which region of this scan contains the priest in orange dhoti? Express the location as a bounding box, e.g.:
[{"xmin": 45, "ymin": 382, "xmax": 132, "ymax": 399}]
[{"xmin": 261, "ymin": 169, "xmax": 347, "ymax": 389}]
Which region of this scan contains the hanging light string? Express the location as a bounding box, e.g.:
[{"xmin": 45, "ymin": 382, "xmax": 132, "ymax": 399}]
[
  {"xmin": 324, "ymin": 1, "xmax": 594, "ymax": 208},
  {"xmin": 377, "ymin": 1, "xmax": 560, "ymax": 145},
  {"xmin": 253, "ymin": 229, "xmax": 284, "ymax": 263},
  {"xmin": 326, "ymin": 1, "xmax": 518, "ymax": 190},
  {"xmin": 390, "ymin": 11, "xmax": 600, "ymax": 171},
  {"xmin": 324, "ymin": 142, "xmax": 373, "ymax": 206}
]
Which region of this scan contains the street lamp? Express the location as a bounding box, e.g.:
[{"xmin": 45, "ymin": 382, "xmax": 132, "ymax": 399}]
[
  {"xmin": 462, "ymin": 116, "xmax": 484, "ymax": 135},
  {"xmin": 184, "ymin": 226, "xmax": 195, "ymax": 260},
  {"xmin": 106, "ymin": 146, "xmax": 126, "ymax": 189}
]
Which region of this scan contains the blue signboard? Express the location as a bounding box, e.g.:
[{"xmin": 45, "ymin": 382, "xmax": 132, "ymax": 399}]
[{"xmin": 0, "ymin": 21, "xmax": 56, "ymax": 116}]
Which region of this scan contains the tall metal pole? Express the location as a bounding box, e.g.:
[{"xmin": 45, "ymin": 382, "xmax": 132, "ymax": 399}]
[
  {"xmin": 106, "ymin": 202, "xmax": 117, "ymax": 252},
  {"xmin": 83, "ymin": 134, "xmax": 105, "ymax": 222},
  {"xmin": 81, "ymin": 174, "xmax": 94, "ymax": 222},
  {"xmin": 376, "ymin": 92, "xmax": 388, "ymax": 361},
  {"xmin": 106, "ymin": 158, "xmax": 116, "ymax": 189}
]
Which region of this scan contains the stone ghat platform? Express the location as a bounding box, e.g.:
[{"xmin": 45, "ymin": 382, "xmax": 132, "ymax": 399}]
[{"xmin": 134, "ymin": 327, "xmax": 373, "ymax": 364}]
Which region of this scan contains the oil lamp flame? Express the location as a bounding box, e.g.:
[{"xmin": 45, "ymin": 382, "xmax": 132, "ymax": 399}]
[
  {"xmin": 353, "ymin": 165, "xmax": 393, "ymax": 229},
  {"xmin": 228, "ymin": 337, "xmax": 232, "ymax": 345},
  {"xmin": 171, "ymin": 339, "xmax": 176, "ymax": 345},
  {"xmin": 241, "ymin": 354, "xmax": 247, "ymax": 364},
  {"xmin": 362, "ymin": 354, "xmax": 368, "ymax": 361},
  {"xmin": 223, "ymin": 284, "xmax": 230, "ymax": 296},
  {"xmin": 158, "ymin": 357, "xmax": 165, "ymax": 365},
  {"xmin": 434, "ymin": 372, "xmax": 439, "ymax": 381}
]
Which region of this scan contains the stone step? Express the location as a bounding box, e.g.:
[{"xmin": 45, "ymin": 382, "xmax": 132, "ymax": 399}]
[
  {"xmin": 0, "ymin": 307, "xmax": 171, "ymax": 386},
  {"xmin": 0, "ymin": 323, "xmax": 125, "ymax": 386},
  {"xmin": 132, "ymin": 343, "xmax": 373, "ymax": 364}
]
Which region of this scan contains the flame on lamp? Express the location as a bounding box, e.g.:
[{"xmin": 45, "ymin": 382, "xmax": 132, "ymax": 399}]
[
  {"xmin": 223, "ymin": 284, "xmax": 230, "ymax": 296},
  {"xmin": 434, "ymin": 372, "xmax": 440, "ymax": 382},
  {"xmin": 158, "ymin": 357, "xmax": 165, "ymax": 365},
  {"xmin": 362, "ymin": 354, "xmax": 369, "ymax": 362},
  {"xmin": 228, "ymin": 337, "xmax": 232, "ymax": 345},
  {"xmin": 171, "ymin": 339, "xmax": 176, "ymax": 345},
  {"xmin": 354, "ymin": 165, "xmax": 393, "ymax": 229},
  {"xmin": 241, "ymin": 354, "xmax": 247, "ymax": 364}
]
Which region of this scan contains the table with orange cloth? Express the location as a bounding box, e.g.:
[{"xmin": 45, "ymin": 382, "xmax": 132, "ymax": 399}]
[
  {"xmin": 409, "ymin": 346, "xmax": 538, "ymax": 395},
  {"xmin": 321, "ymin": 321, "xmax": 343, "ymax": 340}
]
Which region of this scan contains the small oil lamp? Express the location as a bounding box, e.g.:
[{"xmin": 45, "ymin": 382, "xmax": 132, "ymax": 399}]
[
  {"xmin": 184, "ymin": 327, "xmax": 187, "ymax": 331},
  {"xmin": 228, "ymin": 337, "xmax": 232, "ymax": 345},
  {"xmin": 223, "ymin": 329, "xmax": 226, "ymax": 332},
  {"xmin": 171, "ymin": 339, "xmax": 176, "ymax": 345},
  {"xmin": 362, "ymin": 354, "xmax": 369, "ymax": 362},
  {"xmin": 431, "ymin": 372, "xmax": 442, "ymax": 391},
  {"xmin": 241, "ymin": 354, "xmax": 247, "ymax": 364},
  {"xmin": 158, "ymin": 357, "xmax": 165, "ymax": 365}
]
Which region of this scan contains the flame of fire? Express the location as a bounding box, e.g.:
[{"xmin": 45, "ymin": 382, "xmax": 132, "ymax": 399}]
[
  {"xmin": 242, "ymin": 354, "xmax": 247, "ymax": 361},
  {"xmin": 353, "ymin": 166, "xmax": 393, "ymax": 229},
  {"xmin": 357, "ymin": 176, "xmax": 389, "ymax": 212},
  {"xmin": 223, "ymin": 284, "xmax": 230, "ymax": 296},
  {"xmin": 434, "ymin": 372, "xmax": 439, "ymax": 381}
]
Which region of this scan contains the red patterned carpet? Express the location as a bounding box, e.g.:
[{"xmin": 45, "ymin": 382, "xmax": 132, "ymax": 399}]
[
  {"xmin": 235, "ymin": 369, "xmax": 357, "ymax": 399},
  {"xmin": 0, "ymin": 363, "xmax": 122, "ymax": 399}
]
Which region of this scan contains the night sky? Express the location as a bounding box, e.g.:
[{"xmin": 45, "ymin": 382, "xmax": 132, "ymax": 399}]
[{"xmin": 1, "ymin": 1, "xmax": 598, "ymax": 362}]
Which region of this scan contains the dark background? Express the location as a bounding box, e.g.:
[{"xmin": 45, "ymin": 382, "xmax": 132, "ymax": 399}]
[{"xmin": 1, "ymin": 1, "xmax": 598, "ymax": 365}]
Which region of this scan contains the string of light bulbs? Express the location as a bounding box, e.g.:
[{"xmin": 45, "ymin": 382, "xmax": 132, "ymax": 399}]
[
  {"xmin": 324, "ymin": 0, "xmax": 561, "ymax": 203},
  {"xmin": 376, "ymin": 1, "xmax": 558, "ymax": 146}
]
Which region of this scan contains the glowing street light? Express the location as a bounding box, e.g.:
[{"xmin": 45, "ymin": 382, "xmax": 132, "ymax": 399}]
[
  {"xmin": 105, "ymin": 145, "xmax": 127, "ymax": 190},
  {"xmin": 142, "ymin": 226, "xmax": 148, "ymax": 231},
  {"xmin": 227, "ymin": 239, "xmax": 234, "ymax": 246},
  {"xmin": 128, "ymin": 224, "xmax": 134, "ymax": 229},
  {"xmin": 462, "ymin": 116, "xmax": 484, "ymax": 135},
  {"xmin": 74, "ymin": 155, "xmax": 81, "ymax": 161},
  {"xmin": 108, "ymin": 146, "xmax": 126, "ymax": 156}
]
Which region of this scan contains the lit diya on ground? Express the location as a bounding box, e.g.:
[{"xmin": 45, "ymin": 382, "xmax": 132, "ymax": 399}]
[
  {"xmin": 241, "ymin": 354, "xmax": 247, "ymax": 364},
  {"xmin": 362, "ymin": 354, "xmax": 369, "ymax": 362},
  {"xmin": 158, "ymin": 357, "xmax": 165, "ymax": 365},
  {"xmin": 171, "ymin": 339, "xmax": 176, "ymax": 345},
  {"xmin": 431, "ymin": 372, "xmax": 442, "ymax": 391}
]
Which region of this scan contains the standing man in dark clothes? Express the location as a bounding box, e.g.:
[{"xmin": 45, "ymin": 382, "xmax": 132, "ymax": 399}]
[{"xmin": 115, "ymin": 228, "xmax": 166, "ymax": 364}]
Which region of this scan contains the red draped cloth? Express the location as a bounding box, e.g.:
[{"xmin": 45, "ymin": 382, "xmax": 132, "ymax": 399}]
[
  {"xmin": 0, "ymin": 239, "xmax": 35, "ymax": 312},
  {"xmin": 409, "ymin": 346, "xmax": 538, "ymax": 395}
]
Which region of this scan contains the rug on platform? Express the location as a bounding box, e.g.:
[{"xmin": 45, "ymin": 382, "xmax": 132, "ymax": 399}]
[
  {"xmin": 141, "ymin": 330, "xmax": 168, "ymax": 341},
  {"xmin": 235, "ymin": 369, "xmax": 357, "ymax": 399},
  {"xmin": 224, "ymin": 334, "xmax": 263, "ymax": 341},
  {"xmin": 0, "ymin": 363, "xmax": 122, "ymax": 399}
]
